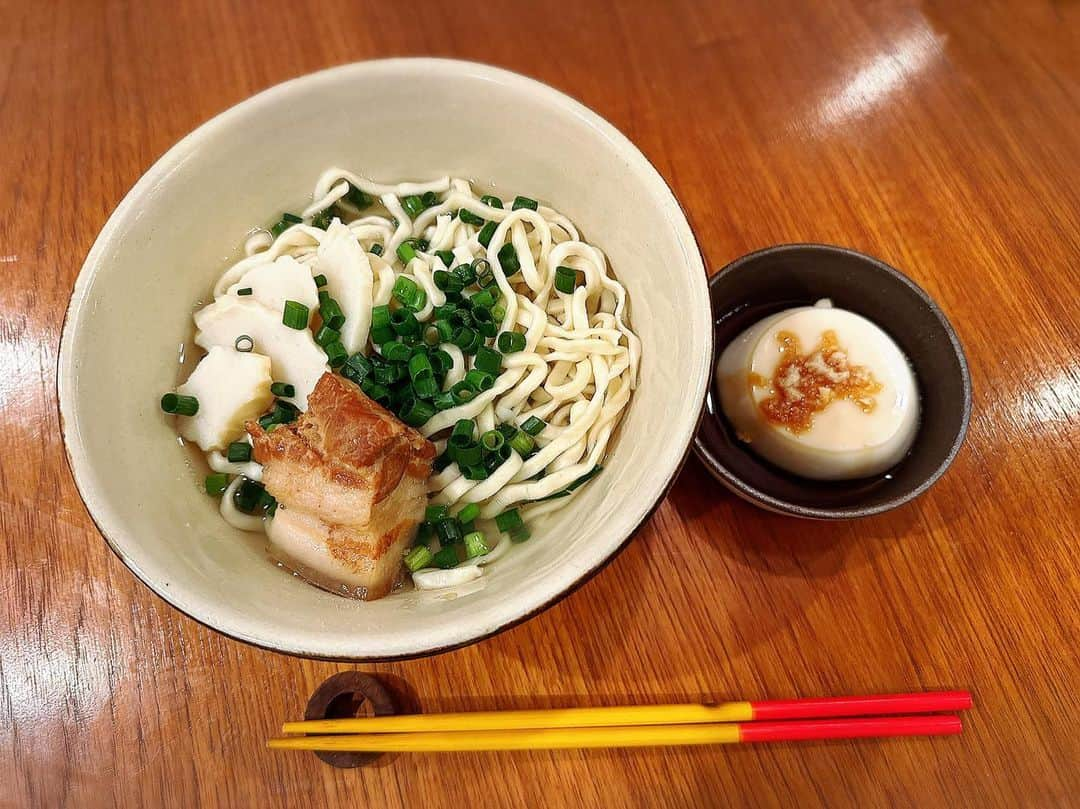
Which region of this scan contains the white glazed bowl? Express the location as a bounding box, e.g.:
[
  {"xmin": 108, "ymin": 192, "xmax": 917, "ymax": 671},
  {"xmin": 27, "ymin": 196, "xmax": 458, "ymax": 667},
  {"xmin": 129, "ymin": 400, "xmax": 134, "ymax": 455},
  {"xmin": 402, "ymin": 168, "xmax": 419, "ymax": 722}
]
[{"xmin": 59, "ymin": 59, "xmax": 711, "ymax": 659}]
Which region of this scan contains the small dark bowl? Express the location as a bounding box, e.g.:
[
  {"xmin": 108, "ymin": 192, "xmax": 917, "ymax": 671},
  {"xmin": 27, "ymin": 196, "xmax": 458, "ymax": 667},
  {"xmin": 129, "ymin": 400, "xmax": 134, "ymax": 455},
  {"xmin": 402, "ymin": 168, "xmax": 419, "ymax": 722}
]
[{"xmin": 693, "ymin": 244, "xmax": 971, "ymax": 519}]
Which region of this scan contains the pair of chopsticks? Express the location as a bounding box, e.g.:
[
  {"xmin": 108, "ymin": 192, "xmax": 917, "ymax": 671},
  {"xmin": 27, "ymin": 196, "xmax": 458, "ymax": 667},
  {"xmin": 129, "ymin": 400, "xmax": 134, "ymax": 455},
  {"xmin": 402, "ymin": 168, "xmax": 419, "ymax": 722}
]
[{"xmin": 267, "ymin": 691, "xmax": 972, "ymax": 753}]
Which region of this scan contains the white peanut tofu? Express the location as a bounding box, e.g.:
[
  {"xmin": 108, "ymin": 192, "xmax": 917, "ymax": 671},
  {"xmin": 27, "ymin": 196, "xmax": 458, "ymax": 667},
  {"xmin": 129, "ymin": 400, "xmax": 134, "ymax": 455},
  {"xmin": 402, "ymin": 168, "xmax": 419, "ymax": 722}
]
[{"xmin": 176, "ymin": 346, "xmax": 273, "ymax": 451}]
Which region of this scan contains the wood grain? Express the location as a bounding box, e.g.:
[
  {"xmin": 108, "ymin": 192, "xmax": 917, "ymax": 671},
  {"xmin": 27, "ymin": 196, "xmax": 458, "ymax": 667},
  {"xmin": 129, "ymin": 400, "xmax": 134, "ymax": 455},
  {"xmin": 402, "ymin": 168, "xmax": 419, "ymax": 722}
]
[{"xmin": 1, "ymin": 0, "xmax": 1078, "ymax": 806}]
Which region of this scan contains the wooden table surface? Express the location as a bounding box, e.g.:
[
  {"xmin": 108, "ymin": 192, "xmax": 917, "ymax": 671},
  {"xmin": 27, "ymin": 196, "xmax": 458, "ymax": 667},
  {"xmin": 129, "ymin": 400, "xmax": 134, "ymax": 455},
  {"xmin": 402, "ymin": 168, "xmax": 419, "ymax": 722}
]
[{"xmin": 2, "ymin": 0, "xmax": 1078, "ymax": 806}]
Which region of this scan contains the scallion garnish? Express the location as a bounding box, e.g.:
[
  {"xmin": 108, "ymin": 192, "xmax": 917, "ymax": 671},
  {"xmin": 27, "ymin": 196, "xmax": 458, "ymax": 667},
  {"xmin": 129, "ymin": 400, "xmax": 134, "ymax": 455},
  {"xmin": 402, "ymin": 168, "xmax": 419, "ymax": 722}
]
[
  {"xmin": 346, "ymin": 185, "xmax": 372, "ymax": 209},
  {"xmin": 458, "ymin": 208, "xmax": 485, "ymax": 226},
  {"xmin": 432, "ymin": 546, "xmax": 460, "ymax": 569},
  {"xmin": 390, "ymin": 308, "xmax": 421, "ymax": 336},
  {"xmin": 495, "ymin": 508, "xmax": 524, "ymax": 534},
  {"xmin": 512, "ymin": 195, "xmax": 538, "ymax": 211},
  {"xmin": 282, "ymin": 300, "xmax": 309, "ymax": 330},
  {"xmin": 361, "ymin": 379, "xmax": 393, "ymax": 408},
  {"xmin": 341, "ymin": 352, "xmax": 372, "ymax": 385},
  {"xmin": 319, "ymin": 292, "xmax": 345, "ymax": 330},
  {"xmin": 509, "ymin": 430, "xmax": 535, "ymax": 456},
  {"xmin": 382, "ymin": 341, "xmax": 412, "ymax": 363},
  {"xmin": 497, "ymin": 243, "xmax": 521, "ymax": 275},
  {"xmin": 370, "ymin": 243, "xmax": 384, "ymax": 256},
  {"xmin": 392, "ymin": 275, "xmax": 426, "ymax": 310},
  {"xmin": 464, "ymin": 369, "xmax": 494, "ymax": 392},
  {"xmin": 470, "ymin": 289, "xmax": 496, "ymax": 310},
  {"xmin": 205, "ymin": 473, "xmax": 230, "ymax": 496},
  {"xmin": 436, "ymin": 518, "xmax": 465, "ymax": 545},
  {"xmin": 396, "ymin": 241, "xmax": 418, "ymax": 264},
  {"xmin": 160, "ymin": 393, "xmax": 199, "ymax": 416},
  {"xmin": 463, "ymin": 464, "xmax": 489, "ymax": 480},
  {"xmin": 314, "ymin": 324, "xmax": 340, "ymax": 348},
  {"xmin": 402, "ymin": 195, "xmax": 426, "ymax": 218},
  {"xmin": 233, "ymin": 478, "xmax": 266, "ymax": 514},
  {"xmin": 555, "ymin": 265, "xmax": 583, "ymax": 295},
  {"xmin": 435, "ymin": 249, "xmax": 455, "ymax": 267},
  {"xmin": 464, "ymin": 531, "xmax": 490, "ymax": 559},
  {"xmin": 451, "ymin": 381, "xmax": 476, "ymax": 404},
  {"xmin": 477, "ymin": 221, "xmax": 497, "ymax": 248},
  {"xmin": 474, "ymin": 346, "xmax": 502, "ymax": 376},
  {"xmin": 480, "ymin": 194, "xmax": 503, "ymax": 209},
  {"xmin": 313, "ymin": 274, "xmax": 328, "ymax": 288},
  {"xmin": 534, "ymin": 466, "xmax": 604, "ymax": 502},
  {"xmin": 234, "ymin": 334, "xmax": 254, "ymax": 352},
  {"xmin": 324, "ymin": 340, "xmax": 348, "ymax": 367},
  {"xmin": 404, "ymin": 545, "xmax": 433, "ymax": 572},
  {"xmin": 237, "ymin": 287, "xmax": 253, "ymax": 296},
  {"xmin": 226, "ymin": 441, "xmax": 252, "ymax": 463},
  {"xmin": 481, "ymin": 430, "xmax": 505, "ymax": 454},
  {"xmin": 497, "ymin": 331, "xmax": 526, "ymax": 353},
  {"xmin": 521, "ymin": 416, "xmax": 547, "ymax": 436},
  {"xmin": 399, "ymin": 397, "xmax": 435, "ymax": 427}
]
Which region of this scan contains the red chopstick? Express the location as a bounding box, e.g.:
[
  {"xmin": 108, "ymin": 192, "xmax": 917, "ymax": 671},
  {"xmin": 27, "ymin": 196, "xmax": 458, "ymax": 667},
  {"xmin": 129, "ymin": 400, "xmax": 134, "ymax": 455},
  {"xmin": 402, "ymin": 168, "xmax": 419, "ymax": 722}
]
[{"xmin": 748, "ymin": 691, "xmax": 973, "ymax": 721}]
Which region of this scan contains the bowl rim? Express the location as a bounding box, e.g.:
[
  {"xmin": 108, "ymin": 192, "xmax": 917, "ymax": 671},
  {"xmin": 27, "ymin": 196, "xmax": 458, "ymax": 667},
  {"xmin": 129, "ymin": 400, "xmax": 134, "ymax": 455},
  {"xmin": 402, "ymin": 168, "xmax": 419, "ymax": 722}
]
[
  {"xmin": 57, "ymin": 57, "xmax": 712, "ymax": 660},
  {"xmin": 692, "ymin": 242, "xmax": 972, "ymax": 520}
]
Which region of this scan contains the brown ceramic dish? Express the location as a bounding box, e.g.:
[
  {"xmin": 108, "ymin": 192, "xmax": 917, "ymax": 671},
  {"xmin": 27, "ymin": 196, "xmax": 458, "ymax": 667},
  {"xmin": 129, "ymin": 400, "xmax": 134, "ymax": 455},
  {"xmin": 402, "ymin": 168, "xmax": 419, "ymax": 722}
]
[{"xmin": 693, "ymin": 244, "xmax": 971, "ymax": 519}]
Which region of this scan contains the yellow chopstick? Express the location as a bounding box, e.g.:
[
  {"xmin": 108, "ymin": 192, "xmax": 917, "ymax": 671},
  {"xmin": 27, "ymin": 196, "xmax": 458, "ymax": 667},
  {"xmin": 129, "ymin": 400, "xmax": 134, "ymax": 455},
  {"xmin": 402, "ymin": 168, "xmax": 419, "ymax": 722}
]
[
  {"xmin": 282, "ymin": 703, "xmax": 754, "ymax": 735},
  {"xmin": 268, "ymin": 716, "xmax": 962, "ymax": 752}
]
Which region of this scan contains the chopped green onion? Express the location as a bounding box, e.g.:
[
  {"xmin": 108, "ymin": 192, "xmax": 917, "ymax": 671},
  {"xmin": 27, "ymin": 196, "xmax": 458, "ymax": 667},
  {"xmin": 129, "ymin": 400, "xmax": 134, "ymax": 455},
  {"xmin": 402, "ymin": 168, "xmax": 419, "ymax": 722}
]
[
  {"xmin": 205, "ymin": 473, "xmax": 230, "ymax": 496},
  {"xmin": 491, "ymin": 304, "xmax": 506, "ymax": 321},
  {"xmin": 392, "ymin": 276, "xmax": 426, "ymax": 310},
  {"xmin": 453, "ymin": 505, "xmax": 478, "ymax": 526},
  {"xmin": 436, "ymin": 518, "xmax": 464, "ymax": 545},
  {"xmin": 509, "ymin": 430, "xmax": 535, "ymax": 455},
  {"xmin": 373, "ymin": 361, "xmax": 405, "ymax": 385},
  {"xmin": 435, "ymin": 249, "xmax": 455, "ymax": 267},
  {"xmin": 324, "ymin": 340, "xmax": 348, "ymax": 367},
  {"xmin": 480, "ymin": 194, "xmax": 503, "ymax": 209},
  {"xmin": 472, "ymin": 258, "xmax": 494, "ymax": 286},
  {"xmin": 422, "ymin": 191, "xmax": 439, "ymax": 208},
  {"xmin": 282, "ymin": 212, "xmax": 303, "ymax": 224},
  {"xmin": 282, "ymin": 300, "xmax": 309, "ymax": 330},
  {"xmin": 474, "ymin": 346, "xmax": 502, "ymax": 376},
  {"xmin": 463, "ymin": 465, "xmax": 489, "ymax": 480},
  {"xmin": 497, "ymin": 423, "xmax": 518, "ymax": 440},
  {"xmin": 233, "ymin": 478, "xmax": 266, "ymax": 513},
  {"xmin": 390, "ymin": 308, "xmax": 420, "ymax": 336},
  {"xmin": 497, "ymin": 331, "xmax": 527, "ymax": 353},
  {"xmin": 271, "ymin": 399, "xmax": 299, "ymax": 424},
  {"xmin": 432, "ymin": 546, "xmax": 460, "ymax": 569},
  {"xmin": 226, "ymin": 441, "xmax": 252, "ymax": 463},
  {"xmin": 404, "ymin": 545, "xmax": 433, "ymax": 572},
  {"xmin": 270, "ymin": 214, "xmax": 300, "ymax": 237},
  {"xmin": 314, "ymin": 325, "xmax": 339, "ymax": 348},
  {"xmin": 534, "ymin": 466, "xmax": 604, "ymax": 502},
  {"xmin": 453, "ymin": 441, "xmax": 481, "ymax": 467},
  {"xmin": 451, "ymin": 325, "xmax": 477, "ymax": 351},
  {"xmin": 478, "ymin": 221, "xmax": 497, "ymax": 248},
  {"xmin": 341, "ymin": 352, "xmax": 372, "ymax": 385},
  {"xmin": 497, "ymin": 243, "xmax": 520, "ymax": 275},
  {"xmin": 396, "ymin": 241, "xmax": 418, "ymax": 264},
  {"xmin": 402, "ymin": 195, "xmax": 425, "ymax": 218},
  {"xmin": 464, "ymin": 531, "xmax": 490, "ymax": 559},
  {"xmin": 399, "ymin": 397, "xmax": 435, "ymax": 427},
  {"xmin": 381, "ymin": 341, "xmax": 411, "ymax": 362},
  {"xmin": 433, "ymin": 391, "xmax": 456, "ymax": 410},
  {"xmin": 512, "ymin": 195, "xmax": 538, "ymax": 211},
  {"xmin": 510, "ymin": 525, "xmax": 531, "ymax": 543},
  {"xmin": 464, "ymin": 370, "xmax": 494, "ymax": 392},
  {"xmin": 319, "ymin": 293, "xmax": 345, "ymax": 330},
  {"xmin": 434, "ymin": 319, "xmax": 455, "ymax": 343},
  {"xmin": 312, "ymin": 274, "xmax": 328, "ymax": 288},
  {"xmin": 425, "ymin": 504, "xmax": 449, "ymax": 523},
  {"xmin": 422, "ymin": 324, "xmax": 441, "ymax": 347},
  {"xmin": 481, "ymin": 430, "xmax": 505, "ymax": 454},
  {"xmin": 450, "ymin": 419, "xmax": 475, "ymax": 446},
  {"xmin": 408, "ymin": 352, "xmax": 433, "ymax": 381},
  {"xmin": 371, "ymin": 305, "xmax": 391, "ymax": 329},
  {"xmin": 160, "ymin": 393, "xmax": 199, "ymax": 416},
  {"xmin": 470, "ymin": 289, "xmax": 496, "ymax": 310},
  {"xmin": 346, "ymin": 185, "xmax": 373, "ymax": 209},
  {"xmin": 413, "ymin": 376, "xmax": 438, "ymax": 400},
  {"xmin": 450, "ymin": 308, "xmax": 474, "ymax": 327},
  {"xmin": 458, "ymin": 208, "xmax": 485, "ymax": 226},
  {"xmin": 312, "ymin": 209, "xmax": 333, "ymax": 230},
  {"xmin": 370, "ymin": 243, "xmax": 384, "ymax": 256},
  {"xmin": 361, "ymin": 379, "xmax": 393, "ymax": 407},
  {"xmin": 555, "ymin": 265, "xmax": 583, "ymax": 294},
  {"xmin": 433, "ymin": 270, "xmax": 463, "ymax": 293},
  {"xmin": 237, "ymin": 287, "xmax": 253, "ymax": 296},
  {"xmin": 472, "ymin": 308, "xmax": 497, "ymax": 338},
  {"xmin": 429, "ymin": 349, "xmax": 453, "ymax": 376},
  {"xmin": 495, "ymin": 508, "xmax": 524, "ymax": 533},
  {"xmin": 451, "ymin": 381, "xmax": 476, "ymax": 404},
  {"xmin": 521, "ymin": 416, "xmax": 547, "ymax": 436}
]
